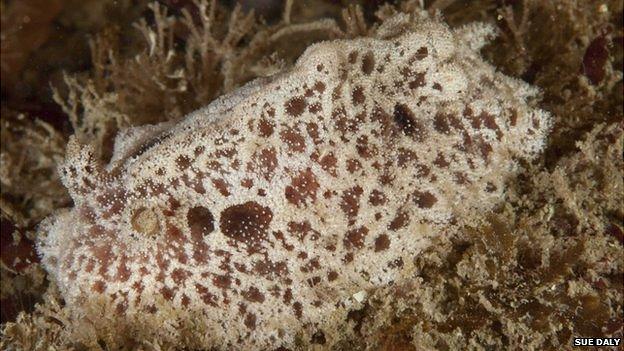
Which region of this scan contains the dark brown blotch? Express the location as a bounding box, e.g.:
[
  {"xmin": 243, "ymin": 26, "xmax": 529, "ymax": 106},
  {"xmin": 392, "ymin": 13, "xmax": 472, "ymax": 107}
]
[
  {"xmin": 408, "ymin": 72, "xmax": 426, "ymax": 90},
  {"xmin": 316, "ymin": 152, "xmax": 337, "ymax": 176},
  {"xmin": 284, "ymin": 168, "xmax": 320, "ymax": 207},
  {"xmin": 171, "ymin": 268, "xmax": 190, "ymax": 285},
  {"xmin": 478, "ymin": 139, "xmax": 493, "ymax": 161},
  {"xmin": 212, "ymin": 274, "xmax": 231, "ymax": 289},
  {"xmin": 397, "ymin": 148, "xmax": 417, "ymax": 167},
  {"xmin": 187, "ymin": 206, "xmax": 215, "ymax": 238},
  {"xmin": 195, "ymin": 284, "xmax": 218, "ymax": 306},
  {"xmin": 433, "ymin": 113, "xmax": 451, "ymax": 134},
  {"xmin": 388, "ymin": 211, "xmax": 409, "ymax": 231},
  {"xmin": 308, "ymin": 102, "xmax": 322, "ymax": 114},
  {"xmin": 258, "ymin": 119, "xmax": 274, "ymax": 137},
  {"xmin": 393, "ymin": 104, "xmax": 427, "ymax": 142},
  {"xmin": 368, "ymin": 189, "xmax": 387, "ymax": 206},
  {"xmin": 249, "ymin": 147, "xmax": 278, "ymax": 180},
  {"xmin": 242, "ymin": 286, "xmax": 265, "ymax": 303},
  {"xmin": 356, "ymin": 135, "xmax": 376, "ymax": 159},
  {"xmin": 253, "ymin": 258, "xmax": 289, "ymax": 279},
  {"xmin": 212, "ymin": 178, "xmax": 230, "ymax": 196},
  {"xmin": 220, "ymin": 201, "xmax": 273, "ymax": 248},
  {"xmin": 306, "ymin": 122, "xmax": 321, "ymax": 144},
  {"xmin": 413, "ymin": 190, "xmax": 437, "ymax": 209},
  {"xmin": 176, "ymin": 155, "xmax": 192, "ymax": 171},
  {"xmin": 285, "ymin": 96, "xmax": 306, "ymax": 117},
  {"xmin": 311, "ymin": 330, "xmax": 326, "ymax": 345},
  {"xmin": 244, "ymin": 312, "xmax": 257, "ymax": 330},
  {"xmin": 374, "ymin": 234, "xmax": 390, "ymax": 252},
  {"xmin": 327, "ymin": 271, "xmax": 339, "ymax": 281},
  {"xmin": 340, "ymin": 186, "xmax": 364, "ymax": 218},
  {"xmin": 293, "ymin": 301, "xmax": 303, "ymax": 319},
  {"xmin": 346, "ymin": 159, "xmax": 361, "ymax": 173},
  {"xmin": 280, "ymin": 128, "xmax": 306, "ymax": 153},
  {"xmin": 348, "ymin": 51, "xmax": 358, "ymax": 64},
  {"xmin": 287, "ymin": 220, "xmax": 320, "ymax": 242},
  {"xmin": 410, "ymin": 46, "xmax": 428, "ymax": 62},
  {"xmin": 313, "ymin": 81, "xmax": 326, "ymax": 93},
  {"xmin": 352, "ymin": 86, "xmax": 365, "ymax": 105},
  {"xmin": 344, "ymin": 226, "xmax": 369, "ymax": 249},
  {"xmin": 433, "ymin": 153, "xmax": 450, "ymax": 168},
  {"xmin": 361, "ymin": 51, "xmax": 375, "ymax": 75},
  {"xmin": 480, "ymin": 112, "xmax": 503, "ymax": 140}
]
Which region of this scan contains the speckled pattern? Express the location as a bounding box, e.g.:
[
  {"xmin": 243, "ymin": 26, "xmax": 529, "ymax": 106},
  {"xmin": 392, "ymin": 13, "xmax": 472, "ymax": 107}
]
[{"xmin": 37, "ymin": 15, "xmax": 550, "ymax": 349}]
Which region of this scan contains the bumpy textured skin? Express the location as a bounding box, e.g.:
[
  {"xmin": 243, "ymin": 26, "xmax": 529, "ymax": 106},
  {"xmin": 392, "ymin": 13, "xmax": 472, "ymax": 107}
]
[{"xmin": 38, "ymin": 15, "xmax": 550, "ymax": 349}]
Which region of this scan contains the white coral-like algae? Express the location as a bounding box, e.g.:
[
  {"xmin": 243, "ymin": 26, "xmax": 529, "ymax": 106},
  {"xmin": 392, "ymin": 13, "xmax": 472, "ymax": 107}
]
[{"xmin": 37, "ymin": 14, "xmax": 550, "ymax": 349}]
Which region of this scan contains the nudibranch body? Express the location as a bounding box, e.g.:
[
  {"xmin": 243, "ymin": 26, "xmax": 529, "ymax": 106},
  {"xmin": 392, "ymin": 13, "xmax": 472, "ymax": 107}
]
[{"xmin": 38, "ymin": 15, "xmax": 550, "ymax": 349}]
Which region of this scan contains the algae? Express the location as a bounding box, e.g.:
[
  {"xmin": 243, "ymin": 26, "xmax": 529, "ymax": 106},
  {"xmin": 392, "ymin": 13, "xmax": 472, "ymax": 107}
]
[{"xmin": 1, "ymin": 0, "xmax": 622, "ymax": 349}]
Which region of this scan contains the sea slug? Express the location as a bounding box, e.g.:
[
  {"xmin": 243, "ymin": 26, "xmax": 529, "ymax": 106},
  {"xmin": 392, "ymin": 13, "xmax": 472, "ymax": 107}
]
[{"xmin": 37, "ymin": 14, "xmax": 550, "ymax": 349}]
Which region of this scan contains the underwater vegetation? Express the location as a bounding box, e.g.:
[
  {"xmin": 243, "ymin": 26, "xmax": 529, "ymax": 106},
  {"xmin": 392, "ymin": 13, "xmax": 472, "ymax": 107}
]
[{"xmin": 1, "ymin": 0, "xmax": 622, "ymax": 350}]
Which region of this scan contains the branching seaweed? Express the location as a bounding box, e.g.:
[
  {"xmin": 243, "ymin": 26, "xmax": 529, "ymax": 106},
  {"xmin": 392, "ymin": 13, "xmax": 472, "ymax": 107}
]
[{"xmin": 1, "ymin": 0, "xmax": 622, "ymax": 349}]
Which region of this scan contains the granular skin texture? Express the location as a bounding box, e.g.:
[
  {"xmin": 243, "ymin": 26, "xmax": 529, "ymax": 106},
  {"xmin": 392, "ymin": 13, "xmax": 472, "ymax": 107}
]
[{"xmin": 37, "ymin": 14, "xmax": 550, "ymax": 349}]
